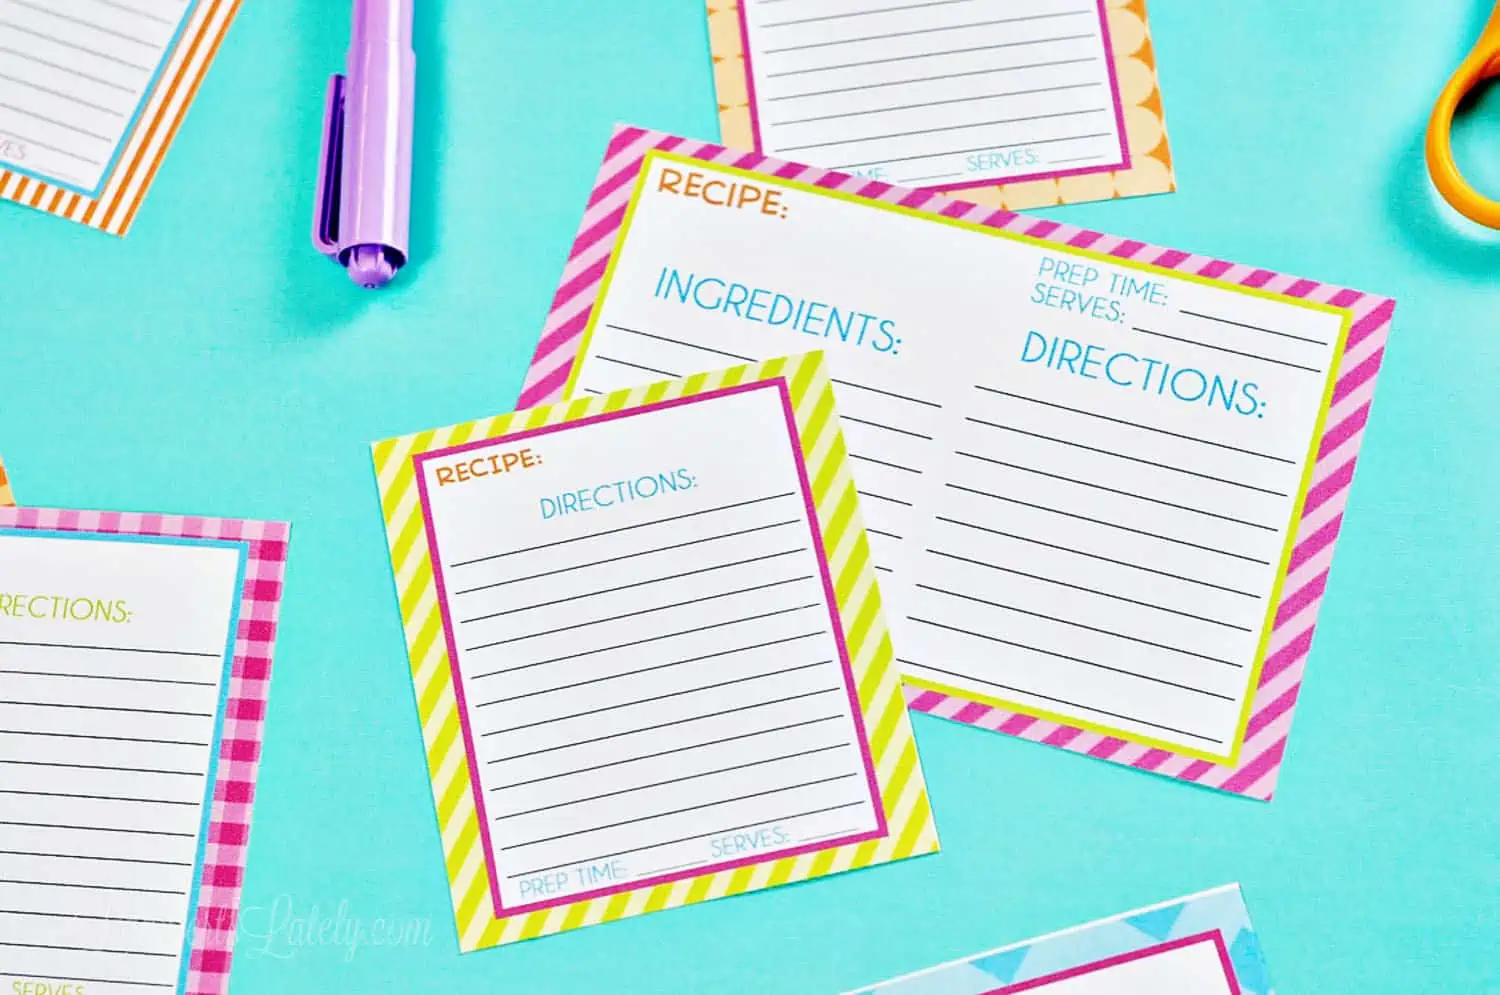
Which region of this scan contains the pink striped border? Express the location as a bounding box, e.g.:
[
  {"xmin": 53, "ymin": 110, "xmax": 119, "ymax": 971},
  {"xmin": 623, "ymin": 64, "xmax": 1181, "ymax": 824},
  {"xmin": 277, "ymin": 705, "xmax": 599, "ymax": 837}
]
[
  {"xmin": 0, "ymin": 507, "xmax": 290, "ymax": 994},
  {"xmin": 519, "ymin": 125, "xmax": 1396, "ymax": 803}
]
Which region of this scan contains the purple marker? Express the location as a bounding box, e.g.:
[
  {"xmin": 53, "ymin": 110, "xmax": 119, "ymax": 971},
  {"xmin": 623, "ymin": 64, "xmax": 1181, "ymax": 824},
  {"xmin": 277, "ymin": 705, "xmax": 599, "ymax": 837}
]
[{"xmin": 314, "ymin": 0, "xmax": 415, "ymax": 289}]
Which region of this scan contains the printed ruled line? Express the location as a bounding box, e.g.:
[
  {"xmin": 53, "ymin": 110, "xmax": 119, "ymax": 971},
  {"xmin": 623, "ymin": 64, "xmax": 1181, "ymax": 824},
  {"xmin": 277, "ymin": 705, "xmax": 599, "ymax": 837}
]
[
  {"xmin": 0, "ymin": 125, "xmax": 100, "ymax": 162},
  {"xmin": 478, "ymin": 661, "xmax": 830, "ymax": 725},
  {"xmin": 0, "ymin": 18, "xmax": 151, "ymax": 70},
  {"xmin": 0, "ymin": 667, "xmax": 216, "ymax": 687},
  {"xmin": 769, "ymin": 58, "xmax": 1099, "ymax": 102},
  {"xmin": 830, "ymin": 377, "xmax": 942, "ymax": 408},
  {"xmin": 963, "ymin": 418, "xmax": 1289, "ymax": 505},
  {"xmin": 935, "ymin": 515, "xmax": 1257, "ymax": 598},
  {"xmin": 488, "ymin": 688, "xmax": 843, "ymax": 762},
  {"xmin": 493, "ymin": 744, "xmax": 850, "ymax": 818},
  {"xmin": 607, "ymin": 324, "xmax": 753, "ymax": 363},
  {"xmin": 0, "ymin": 848, "xmax": 191, "ymax": 867},
  {"xmin": 0, "ymin": 938, "xmax": 173, "ymax": 957},
  {"xmin": 0, "ymin": 640, "xmax": 219, "ymax": 658},
  {"xmin": 594, "ymin": 354, "xmax": 678, "ymax": 379},
  {"xmin": 850, "ymin": 453, "xmax": 923, "ymax": 474},
  {"xmin": 0, "ymin": 788, "xmax": 195, "ymax": 806},
  {"xmin": 458, "ymin": 549, "xmax": 805, "ymax": 624},
  {"xmin": 764, "ymin": 2, "xmax": 1078, "ymax": 30},
  {"xmin": 764, "ymin": 35, "xmax": 1098, "ymax": 78},
  {"xmin": 0, "ymin": 757, "xmax": 203, "ymax": 776},
  {"xmin": 491, "ymin": 715, "xmax": 844, "ymax": 785},
  {"xmin": 1132, "ymin": 326, "xmax": 1325, "ymax": 374},
  {"xmin": 778, "ymin": 107, "xmax": 1109, "ymax": 154},
  {"xmin": 501, "ymin": 774, "xmax": 859, "ymax": 847},
  {"xmin": 899, "ymin": 656, "xmax": 1223, "ymax": 744},
  {"xmin": 954, "ymin": 449, "xmax": 1285, "ymax": 522},
  {"xmin": 0, "ymin": 969, "xmax": 169, "ymax": 990},
  {"xmin": 762, "ymin": 15, "xmax": 1094, "ymax": 54},
  {"xmin": 0, "ymin": 907, "xmax": 176, "ymax": 925},
  {"xmin": 475, "ymin": 631, "xmax": 823, "ymax": 688},
  {"xmin": 471, "ymin": 604, "xmax": 823, "ymax": 681},
  {"xmin": 510, "ymin": 800, "xmax": 866, "ymax": 878},
  {"xmin": 457, "ymin": 520, "xmax": 802, "ymax": 597},
  {"xmin": 450, "ymin": 492, "xmax": 797, "ymax": 569},
  {"xmin": 900, "ymin": 172, "xmax": 965, "ymax": 184},
  {"xmin": 0, "ymin": 819, "xmax": 192, "ymax": 838},
  {"xmin": 6, "ymin": 0, "xmax": 159, "ymax": 45},
  {"xmin": 1179, "ymin": 309, "xmax": 1329, "ymax": 346},
  {"xmin": 972, "ymin": 385, "xmax": 1297, "ymax": 465},
  {"xmin": 1047, "ymin": 154, "xmax": 1104, "ymax": 164},
  {"xmin": 838, "ymin": 131, "xmax": 1112, "ymax": 170},
  {"xmin": 84, "ymin": 0, "xmax": 174, "ymax": 24},
  {"xmin": 859, "ymin": 490, "xmax": 914, "ymax": 508},
  {"xmin": 915, "ymin": 582, "xmax": 1241, "ymax": 668},
  {"xmin": 843, "ymin": 415, "xmax": 933, "ymax": 440},
  {"xmin": 773, "ymin": 83, "xmax": 1101, "ymax": 127},
  {"xmin": 944, "ymin": 483, "xmax": 1270, "ymax": 564},
  {"xmin": 867, "ymin": 528, "xmax": 904, "ymax": 541},
  {"xmin": 466, "ymin": 577, "xmax": 815, "ymax": 652},
  {"xmin": 0, "ymin": 43, "xmax": 147, "ymax": 91},
  {"xmin": 0, "ymin": 729, "xmax": 207, "ymax": 747},
  {"xmin": 0, "ymin": 877, "xmax": 184, "ymax": 895},
  {"xmin": 925, "ymin": 550, "xmax": 1255, "ymax": 632},
  {"xmin": 0, "ymin": 698, "xmax": 212, "ymax": 718},
  {"xmin": 0, "ymin": 70, "xmax": 125, "ymax": 114}
]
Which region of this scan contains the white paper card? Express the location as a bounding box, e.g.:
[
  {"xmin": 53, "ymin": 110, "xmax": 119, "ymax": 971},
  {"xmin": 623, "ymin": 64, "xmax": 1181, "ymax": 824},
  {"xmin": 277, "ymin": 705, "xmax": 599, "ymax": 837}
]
[
  {"xmin": 0, "ymin": 532, "xmax": 240, "ymax": 994},
  {"xmin": 0, "ymin": 0, "xmax": 197, "ymax": 192}
]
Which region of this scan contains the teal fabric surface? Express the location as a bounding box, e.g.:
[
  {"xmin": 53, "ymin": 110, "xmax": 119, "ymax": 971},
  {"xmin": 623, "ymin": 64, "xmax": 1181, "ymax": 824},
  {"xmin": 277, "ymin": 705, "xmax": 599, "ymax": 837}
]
[{"xmin": 0, "ymin": 1, "xmax": 1494, "ymax": 992}]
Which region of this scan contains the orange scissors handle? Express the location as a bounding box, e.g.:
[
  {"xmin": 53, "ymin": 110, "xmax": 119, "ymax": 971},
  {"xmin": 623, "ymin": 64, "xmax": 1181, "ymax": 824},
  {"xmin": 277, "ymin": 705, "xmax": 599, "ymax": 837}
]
[{"xmin": 1428, "ymin": 3, "xmax": 1500, "ymax": 227}]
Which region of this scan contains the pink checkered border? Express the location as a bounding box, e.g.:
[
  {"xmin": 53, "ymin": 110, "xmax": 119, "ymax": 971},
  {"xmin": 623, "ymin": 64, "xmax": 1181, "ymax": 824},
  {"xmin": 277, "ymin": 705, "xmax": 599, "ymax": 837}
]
[
  {"xmin": 0, "ymin": 507, "xmax": 290, "ymax": 994},
  {"xmin": 518, "ymin": 124, "xmax": 1396, "ymax": 803}
]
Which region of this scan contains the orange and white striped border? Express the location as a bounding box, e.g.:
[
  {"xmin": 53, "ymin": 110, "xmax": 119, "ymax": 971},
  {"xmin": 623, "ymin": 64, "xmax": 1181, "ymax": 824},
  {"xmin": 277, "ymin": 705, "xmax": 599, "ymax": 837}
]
[
  {"xmin": 0, "ymin": 454, "xmax": 13, "ymax": 508},
  {"xmin": 0, "ymin": 0, "xmax": 241, "ymax": 236}
]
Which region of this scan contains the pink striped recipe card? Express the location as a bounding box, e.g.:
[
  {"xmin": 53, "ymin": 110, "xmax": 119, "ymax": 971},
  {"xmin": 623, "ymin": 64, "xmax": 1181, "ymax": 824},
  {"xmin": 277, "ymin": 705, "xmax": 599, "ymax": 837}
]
[
  {"xmin": 520, "ymin": 125, "xmax": 1397, "ymax": 801},
  {"xmin": 0, "ymin": 508, "xmax": 289, "ymax": 995},
  {"xmin": 707, "ymin": 0, "xmax": 1175, "ymax": 209}
]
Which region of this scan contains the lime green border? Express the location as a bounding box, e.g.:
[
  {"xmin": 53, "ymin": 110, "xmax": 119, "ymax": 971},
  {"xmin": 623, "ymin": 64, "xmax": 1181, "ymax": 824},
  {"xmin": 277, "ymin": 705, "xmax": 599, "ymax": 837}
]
[{"xmin": 560, "ymin": 148, "xmax": 1358, "ymax": 767}]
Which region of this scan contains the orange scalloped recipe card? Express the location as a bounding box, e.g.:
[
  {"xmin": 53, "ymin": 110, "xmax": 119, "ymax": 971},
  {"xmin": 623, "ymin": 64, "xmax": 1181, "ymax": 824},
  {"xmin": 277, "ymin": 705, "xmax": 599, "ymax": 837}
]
[{"xmin": 708, "ymin": 0, "xmax": 1174, "ymax": 209}]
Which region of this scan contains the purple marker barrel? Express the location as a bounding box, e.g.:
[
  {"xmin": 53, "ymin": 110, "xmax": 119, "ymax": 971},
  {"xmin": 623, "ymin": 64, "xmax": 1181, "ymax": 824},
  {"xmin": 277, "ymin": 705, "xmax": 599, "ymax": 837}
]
[{"xmin": 316, "ymin": 0, "xmax": 415, "ymax": 289}]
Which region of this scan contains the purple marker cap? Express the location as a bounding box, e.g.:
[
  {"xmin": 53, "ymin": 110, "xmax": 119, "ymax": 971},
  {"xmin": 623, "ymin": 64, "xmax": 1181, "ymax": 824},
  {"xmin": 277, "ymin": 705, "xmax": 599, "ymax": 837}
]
[{"xmin": 314, "ymin": 0, "xmax": 415, "ymax": 290}]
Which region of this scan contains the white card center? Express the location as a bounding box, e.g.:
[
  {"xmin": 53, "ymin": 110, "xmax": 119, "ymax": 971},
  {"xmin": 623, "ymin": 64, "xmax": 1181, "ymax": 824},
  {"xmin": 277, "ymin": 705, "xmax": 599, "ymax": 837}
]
[
  {"xmin": 0, "ymin": 531, "xmax": 241, "ymax": 995},
  {"xmin": 567, "ymin": 153, "xmax": 1348, "ymax": 761},
  {"xmin": 415, "ymin": 383, "xmax": 882, "ymax": 911}
]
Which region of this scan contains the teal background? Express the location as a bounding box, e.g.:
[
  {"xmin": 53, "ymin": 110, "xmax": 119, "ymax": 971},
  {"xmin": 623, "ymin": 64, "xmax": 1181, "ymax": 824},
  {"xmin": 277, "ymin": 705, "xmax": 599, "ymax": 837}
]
[{"xmin": 0, "ymin": 0, "xmax": 1494, "ymax": 991}]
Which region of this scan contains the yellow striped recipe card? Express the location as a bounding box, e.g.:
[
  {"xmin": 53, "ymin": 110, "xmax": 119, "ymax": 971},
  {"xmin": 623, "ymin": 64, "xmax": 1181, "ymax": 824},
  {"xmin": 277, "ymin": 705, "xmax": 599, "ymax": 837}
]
[{"xmin": 372, "ymin": 351, "xmax": 937, "ymax": 949}]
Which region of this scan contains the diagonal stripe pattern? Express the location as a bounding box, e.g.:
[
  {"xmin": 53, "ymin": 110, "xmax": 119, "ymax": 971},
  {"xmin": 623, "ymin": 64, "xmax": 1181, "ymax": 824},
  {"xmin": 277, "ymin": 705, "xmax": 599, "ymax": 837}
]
[
  {"xmin": 373, "ymin": 352, "xmax": 938, "ymax": 950},
  {"xmin": 516, "ymin": 124, "xmax": 1396, "ymax": 803}
]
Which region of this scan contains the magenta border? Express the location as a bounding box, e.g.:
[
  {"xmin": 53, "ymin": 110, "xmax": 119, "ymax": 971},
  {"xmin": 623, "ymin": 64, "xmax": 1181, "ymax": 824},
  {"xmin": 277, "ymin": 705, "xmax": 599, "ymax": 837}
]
[
  {"xmin": 984, "ymin": 931, "xmax": 1241, "ymax": 995},
  {"xmin": 411, "ymin": 378, "xmax": 888, "ymax": 919},
  {"xmin": 735, "ymin": 0, "xmax": 1131, "ymax": 193}
]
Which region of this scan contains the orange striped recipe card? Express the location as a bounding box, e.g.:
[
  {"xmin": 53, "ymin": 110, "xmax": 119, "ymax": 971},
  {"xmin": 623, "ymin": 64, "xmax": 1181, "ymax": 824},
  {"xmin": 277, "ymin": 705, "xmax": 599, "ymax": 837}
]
[
  {"xmin": 0, "ymin": 0, "xmax": 240, "ymax": 235},
  {"xmin": 0, "ymin": 454, "xmax": 12, "ymax": 507}
]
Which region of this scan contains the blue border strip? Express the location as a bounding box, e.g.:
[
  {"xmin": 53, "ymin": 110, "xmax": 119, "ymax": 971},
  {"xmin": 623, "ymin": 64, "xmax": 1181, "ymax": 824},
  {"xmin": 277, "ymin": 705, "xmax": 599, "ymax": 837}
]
[
  {"xmin": 0, "ymin": 0, "xmax": 205, "ymax": 198},
  {"xmin": 0, "ymin": 527, "xmax": 248, "ymax": 995}
]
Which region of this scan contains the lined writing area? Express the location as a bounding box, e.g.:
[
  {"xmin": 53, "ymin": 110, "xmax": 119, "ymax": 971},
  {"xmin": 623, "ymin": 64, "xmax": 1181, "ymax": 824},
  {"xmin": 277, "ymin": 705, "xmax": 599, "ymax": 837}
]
[
  {"xmin": 0, "ymin": 0, "xmax": 193, "ymax": 190},
  {"xmin": 418, "ymin": 384, "xmax": 880, "ymax": 912},
  {"xmin": 0, "ymin": 532, "xmax": 240, "ymax": 995},
  {"xmin": 741, "ymin": 0, "xmax": 1124, "ymax": 187},
  {"xmin": 572, "ymin": 321, "xmax": 944, "ymax": 578},
  {"xmin": 903, "ymin": 295, "xmax": 1343, "ymax": 755}
]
